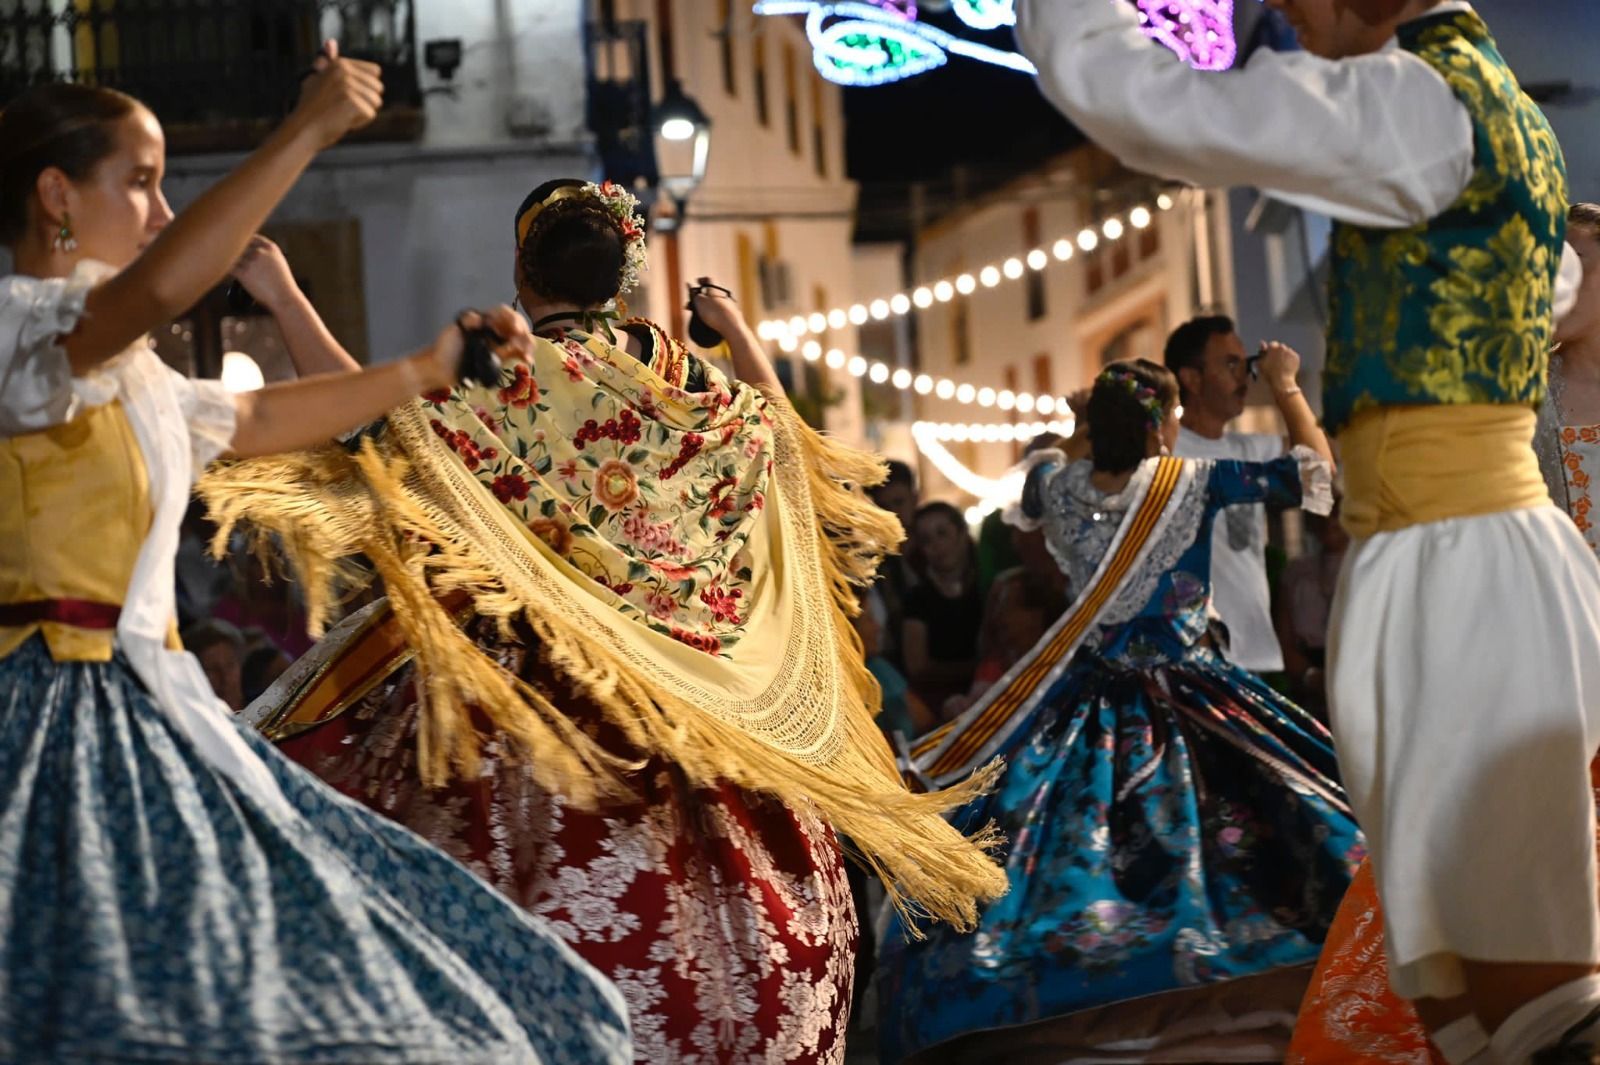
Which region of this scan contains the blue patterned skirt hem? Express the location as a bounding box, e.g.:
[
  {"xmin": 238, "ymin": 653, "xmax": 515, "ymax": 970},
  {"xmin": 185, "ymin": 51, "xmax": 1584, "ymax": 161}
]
[
  {"xmin": 877, "ymin": 648, "xmax": 1364, "ymax": 1063},
  {"xmin": 0, "ymin": 637, "xmax": 630, "ymax": 1065}
]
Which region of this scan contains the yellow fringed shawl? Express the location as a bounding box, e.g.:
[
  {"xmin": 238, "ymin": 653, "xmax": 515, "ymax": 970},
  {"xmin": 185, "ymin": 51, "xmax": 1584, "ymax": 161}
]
[{"xmin": 200, "ymin": 322, "xmax": 1007, "ymax": 928}]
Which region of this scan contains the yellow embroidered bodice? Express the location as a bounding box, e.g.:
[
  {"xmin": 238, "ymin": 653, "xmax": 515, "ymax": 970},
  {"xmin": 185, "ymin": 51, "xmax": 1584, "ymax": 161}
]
[{"xmin": 0, "ymin": 400, "xmax": 177, "ymax": 661}]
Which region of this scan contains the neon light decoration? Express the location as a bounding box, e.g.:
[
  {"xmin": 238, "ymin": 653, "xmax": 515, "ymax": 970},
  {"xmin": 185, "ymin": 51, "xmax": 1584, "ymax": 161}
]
[
  {"xmin": 1133, "ymin": 1, "xmax": 1238, "ymax": 71},
  {"xmin": 753, "ymin": 0, "xmax": 1242, "ymax": 86}
]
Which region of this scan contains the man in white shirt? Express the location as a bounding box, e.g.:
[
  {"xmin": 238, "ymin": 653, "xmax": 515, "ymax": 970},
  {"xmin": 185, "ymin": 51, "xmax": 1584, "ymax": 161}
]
[
  {"xmin": 1015, "ymin": 3, "xmax": 1596, "ymax": 1063},
  {"xmin": 1164, "ymin": 314, "xmax": 1297, "ymax": 675}
]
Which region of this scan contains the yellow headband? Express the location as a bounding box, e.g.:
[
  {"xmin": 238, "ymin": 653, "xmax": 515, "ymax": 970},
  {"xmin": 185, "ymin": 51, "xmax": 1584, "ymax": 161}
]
[{"xmin": 515, "ymin": 186, "xmax": 593, "ymax": 247}]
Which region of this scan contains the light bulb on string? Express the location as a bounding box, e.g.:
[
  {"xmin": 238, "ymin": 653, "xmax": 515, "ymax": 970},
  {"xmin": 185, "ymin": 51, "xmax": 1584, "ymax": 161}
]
[
  {"xmin": 891, "ymin": 367, "xmax": 913, "ymax": 389},
  {"xmin": 1003, "ymin": 258, "xmax": 1024, "ymax": 280},
  {"xmin": 913, "ymin": 287, "xmax": 935, "ymax": 309},
  {"xmin": 828, "ymin": 309, "xmax": 848, "ymax": 330},
  {"xmin": 977, "ymin": 387, "xmax": 996, "ymax": 408},
  {"xmin": 1130, "ymin": 206, "xmax": 1152, "ymax": 229},
  {"xmin": 1102, "ymin": 218, "xmax": 1125, "ymax": 241},
  {"xmin": 890, "ymin": 293, "xmax": 911, "ymax": 315},
  {"xmin": 1027, "ymin": 249, "xmax": 1048, "ymax": 271},
  {"xmin": 1077, "ymin": 229, "xmax": 1099, "ymax": 252},
  {"xmin": 869, "ymin": 299, "xmax": 891, "ymax": 320},
  {"xmin": 825, "ymin": 348, "xmax": 846, "ymax": 369},
  {"xmin": 848, "ymin": 304, "xmax": 869, "ymax": 325},
  {"xmin": 1053, "ymin": 239, "xmax": 1074, "ymax": 261},
  {"xmin": 979, "ymin": 266, "xmax": 1001, "ymax": 288},
  {"xmin": 956, "ymin": 383, "xmax": 976, "ymax": 404},
  {"xmin": 935, "ymin": 379, "xmax": 956, "ymax": 400},
  {"xmin": 955, "ymin": 274, "xmax": 977, "ymax": 296},
  {"xmin": 934, "ymin": 280, "xmax": 956, "ymax": 302},
  {"xmin": 914, "ymin": 374, "xmax": 935, "ymax": 395},
  {"xmin": 808, "ymin": 312, "xmax": 827, "ymax": 333},
  {"xmin": 802, "ymin": 340, "xmax": 822, "ymax": 361},
  {"xmin": 868, "ymin": 362, "xmax": 890, "ymax": 384},
  {"xmin": 847, "ymin": 356, "xmax": 869, "ymax": 377}
]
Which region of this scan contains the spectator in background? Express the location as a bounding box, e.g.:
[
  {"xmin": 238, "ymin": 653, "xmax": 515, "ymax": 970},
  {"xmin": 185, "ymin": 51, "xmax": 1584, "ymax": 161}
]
[
  {"xmin": 976, "ymin": 432, "xmax": 1068, "ymax": 598},
  {"xmin": 944, "ymin": 442, "xmax": 1073, "ymax": 720},
  {"xmin": 175, "ymin": 499, "xmax": 231, "ymax": 631},
  {"xmin": 1274, "ymin": 504, "xmax": 1348, "ymax": 722},
  {"xmin": 1165, "ymin": 315, "xmax": 1308, "ymax": 675},
  {"xmin": 854, "ymin": 588, "xmax": 936, "ymax": 743},
  {"xmin": 242, "ymin": 643, "xmax": 294, "ymax": 707},
  {"xmin": 211, "ymin": 546, "xmax": 315, "ymax": 658},
  {"xmin": 903, "ymin": 502, "xmax": 982, "ymax": 719},
  {"xmin": 182, "ymin": 618, "xmax": 246, "ymax": 712},
  {"xmin": 869, "ymin": 459, "xmax": 921, "ymax": 669}
]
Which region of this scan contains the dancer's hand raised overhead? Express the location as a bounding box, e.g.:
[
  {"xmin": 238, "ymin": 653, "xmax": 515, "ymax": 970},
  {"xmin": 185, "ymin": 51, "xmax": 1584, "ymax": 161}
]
[{"xmin": 287, "ymin": 40, "xmax": 384, "ymax": 148}]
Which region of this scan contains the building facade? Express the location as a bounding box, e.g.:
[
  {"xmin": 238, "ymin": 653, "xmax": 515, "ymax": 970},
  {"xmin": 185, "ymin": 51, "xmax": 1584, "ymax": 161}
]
[{"xmin": 903, "ymin": 145, "xmax": 1221, "ymax": 506}]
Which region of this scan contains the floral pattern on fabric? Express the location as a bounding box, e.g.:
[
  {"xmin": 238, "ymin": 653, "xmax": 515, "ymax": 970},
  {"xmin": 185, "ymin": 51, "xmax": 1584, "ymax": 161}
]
[
  {"xmin": 278, "ymin": 615, "xmax": 857, "ymax": 1065},
  {"xmin": 0, "ymin": 637, "xmax": 631, "ymax": 1065},
  {"xmin": 877, "ymin": 457, "xmax": 1363, "ymax": 1063},
  {"xmin": 1561, "ymin": 424, "xmax": 1600, "ymax": 552},
  {"xmin": 420, "ymin": 321, "xmax": 772, "ymax": 657},
  {"xmin": 1288, "ymin": 760, "xmax": 1600, "ymax": 1065}
]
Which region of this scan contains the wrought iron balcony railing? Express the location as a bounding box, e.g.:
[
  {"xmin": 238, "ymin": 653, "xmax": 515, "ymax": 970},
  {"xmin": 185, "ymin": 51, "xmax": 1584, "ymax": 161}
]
[{"xmin": 1, "ymin": 0, "xmax": 422, "ymax": 151}]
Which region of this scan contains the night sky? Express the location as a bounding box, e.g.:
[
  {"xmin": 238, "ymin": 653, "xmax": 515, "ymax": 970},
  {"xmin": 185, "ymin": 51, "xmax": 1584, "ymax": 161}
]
[
  {"xmin": 842, "ymin": 7, "xmax": 1082, "ymax": 240},
  {"xmin": 840, "ymin": 2, "xmax": 1300, "ymax": 240}
]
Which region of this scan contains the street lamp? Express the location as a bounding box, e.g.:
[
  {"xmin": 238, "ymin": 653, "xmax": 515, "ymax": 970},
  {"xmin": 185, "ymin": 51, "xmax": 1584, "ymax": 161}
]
[{"xmin": 651, "ymin": 77, "xmax": 711, "ymax": 232}]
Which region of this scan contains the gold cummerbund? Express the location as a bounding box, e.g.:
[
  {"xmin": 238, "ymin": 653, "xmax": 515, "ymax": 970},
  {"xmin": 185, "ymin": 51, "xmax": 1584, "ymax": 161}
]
[{"xmin": 1337, "ymin": 405, "xmax": 1550, "ymax": 539}]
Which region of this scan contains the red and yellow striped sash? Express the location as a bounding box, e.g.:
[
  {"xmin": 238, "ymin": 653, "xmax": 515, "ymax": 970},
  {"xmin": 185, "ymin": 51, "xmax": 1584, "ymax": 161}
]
[{"xmin": 911, "ymin": 456, "xmax": 1185, "ymax": 784}]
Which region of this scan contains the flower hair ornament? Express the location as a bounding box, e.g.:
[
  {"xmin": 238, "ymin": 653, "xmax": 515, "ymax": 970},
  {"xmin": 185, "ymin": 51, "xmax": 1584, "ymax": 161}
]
[
  {"xmin": 514, "ymin": 180, "xmax": 648, "ymax": 297},
  {"xmin": 1097, "ymin": 366, "xmax": 1168, "ymax": 431}
]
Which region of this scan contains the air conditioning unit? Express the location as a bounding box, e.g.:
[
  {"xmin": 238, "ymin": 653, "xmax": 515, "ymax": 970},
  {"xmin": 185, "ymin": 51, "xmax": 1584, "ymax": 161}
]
[{"xmin": 759, "ymin": 257, "xmax": 794, "ymax": 311}]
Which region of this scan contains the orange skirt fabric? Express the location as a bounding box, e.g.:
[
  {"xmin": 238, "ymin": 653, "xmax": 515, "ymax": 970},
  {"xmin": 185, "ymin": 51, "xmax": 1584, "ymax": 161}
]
[{"xmin": 1290, "ymin": 759, "xmax": 1600, "ymax": 1064}]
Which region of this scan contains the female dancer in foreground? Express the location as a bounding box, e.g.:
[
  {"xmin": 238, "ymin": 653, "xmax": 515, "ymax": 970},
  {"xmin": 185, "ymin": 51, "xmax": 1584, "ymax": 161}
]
[
  {"xmin": 0, "ymin": 66, "xmax": 628, "ymax": 1063},
  {"xmin": 881, "ymin": 354, "xmax": 1363, "ymax": 1064},
  {"xmin": 204, "ymin": 177, "xmax": 1008, "ymax": 1063}
]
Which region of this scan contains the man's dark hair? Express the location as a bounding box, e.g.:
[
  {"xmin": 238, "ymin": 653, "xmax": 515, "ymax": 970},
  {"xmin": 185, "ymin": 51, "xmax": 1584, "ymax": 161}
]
[
  {"xmin": 181, "ymin": 618, "xmax": 244, "ymax": 658},
  {"xmin": 874, "ymin": 459, "xmax": 917, "ymax": 496},
  {"xmin": 1163, "ymin": 314, "xmax": 1236, "ymax": 399}
]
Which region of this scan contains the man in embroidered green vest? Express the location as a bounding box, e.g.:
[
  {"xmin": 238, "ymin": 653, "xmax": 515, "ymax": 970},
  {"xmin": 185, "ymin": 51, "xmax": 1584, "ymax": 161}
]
[{"xmin": 1014, "ymin": 2, "xmax": 1594, "ymax": 1063}]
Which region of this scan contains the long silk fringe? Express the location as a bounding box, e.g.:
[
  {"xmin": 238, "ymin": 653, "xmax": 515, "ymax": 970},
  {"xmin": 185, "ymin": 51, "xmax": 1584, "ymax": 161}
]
[{"xmin": 200, "ymin": 400, "xmax": 1008, "ymax": 929}]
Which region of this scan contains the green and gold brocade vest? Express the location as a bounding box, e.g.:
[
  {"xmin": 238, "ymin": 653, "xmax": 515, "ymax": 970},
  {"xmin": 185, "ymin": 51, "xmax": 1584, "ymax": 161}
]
[{"xmin": 1322, "ymin": 10, "xmax": 1568, "ymax": 433}]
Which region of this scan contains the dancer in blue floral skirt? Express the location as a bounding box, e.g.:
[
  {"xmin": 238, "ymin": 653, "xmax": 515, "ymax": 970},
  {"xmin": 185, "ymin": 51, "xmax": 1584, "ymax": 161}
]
[
  {"xmin": 0, "ymin": 60, "xmax": 628, "ymax": 1064},
  {"xmin": 880, "ymin": 356, "xmax": 1363, "ymax": 1064}
]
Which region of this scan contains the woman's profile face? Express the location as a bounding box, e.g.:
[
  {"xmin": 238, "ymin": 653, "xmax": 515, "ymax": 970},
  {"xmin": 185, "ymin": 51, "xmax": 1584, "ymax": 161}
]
[{"xmin": 54, "ymin": 106, "xmax": 173, "ymax": 271}]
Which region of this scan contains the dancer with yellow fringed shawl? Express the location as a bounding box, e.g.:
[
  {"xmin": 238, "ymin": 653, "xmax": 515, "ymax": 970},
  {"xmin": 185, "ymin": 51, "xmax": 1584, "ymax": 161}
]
[{"xmin": 202, "ymin": 178, "xmax": 1007, "ymax": 1064}]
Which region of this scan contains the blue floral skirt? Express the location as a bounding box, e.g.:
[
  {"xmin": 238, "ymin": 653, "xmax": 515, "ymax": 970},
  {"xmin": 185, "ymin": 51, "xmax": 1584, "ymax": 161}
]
[
  {"xmin": 0, "ymin": 636, "xmax": 631, "ymax": 1064},
  {"xmin": 877, "ymin": 647, "xmax": 1364, "ymax": 1063}
]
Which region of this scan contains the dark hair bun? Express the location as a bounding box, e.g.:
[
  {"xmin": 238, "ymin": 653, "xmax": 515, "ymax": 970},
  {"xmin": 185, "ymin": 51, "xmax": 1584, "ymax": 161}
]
[
  {"xmin": 520, "ymin": 199, "xmax": 627, "ymax": 308},
  {"xmin": 1088, "ymin": 358, "xmax": 1180, "ymax": 473}
]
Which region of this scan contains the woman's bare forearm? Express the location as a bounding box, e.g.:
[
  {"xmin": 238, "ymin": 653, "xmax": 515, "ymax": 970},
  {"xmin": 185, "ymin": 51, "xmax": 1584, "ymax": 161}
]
[
  {"xmin": 270, "ymin": 288, "xmax": 361, "ymax": 375},
  {"xmin": 228, "ymin": 350, "xmax": 439, "ymax": 457}
]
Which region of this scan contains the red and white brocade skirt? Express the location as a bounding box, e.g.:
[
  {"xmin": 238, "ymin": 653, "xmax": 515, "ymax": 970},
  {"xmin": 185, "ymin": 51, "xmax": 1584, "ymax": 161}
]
[{"xmin": 269, "ymin": 613, "xmax": 858, "ymax": 1064}]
